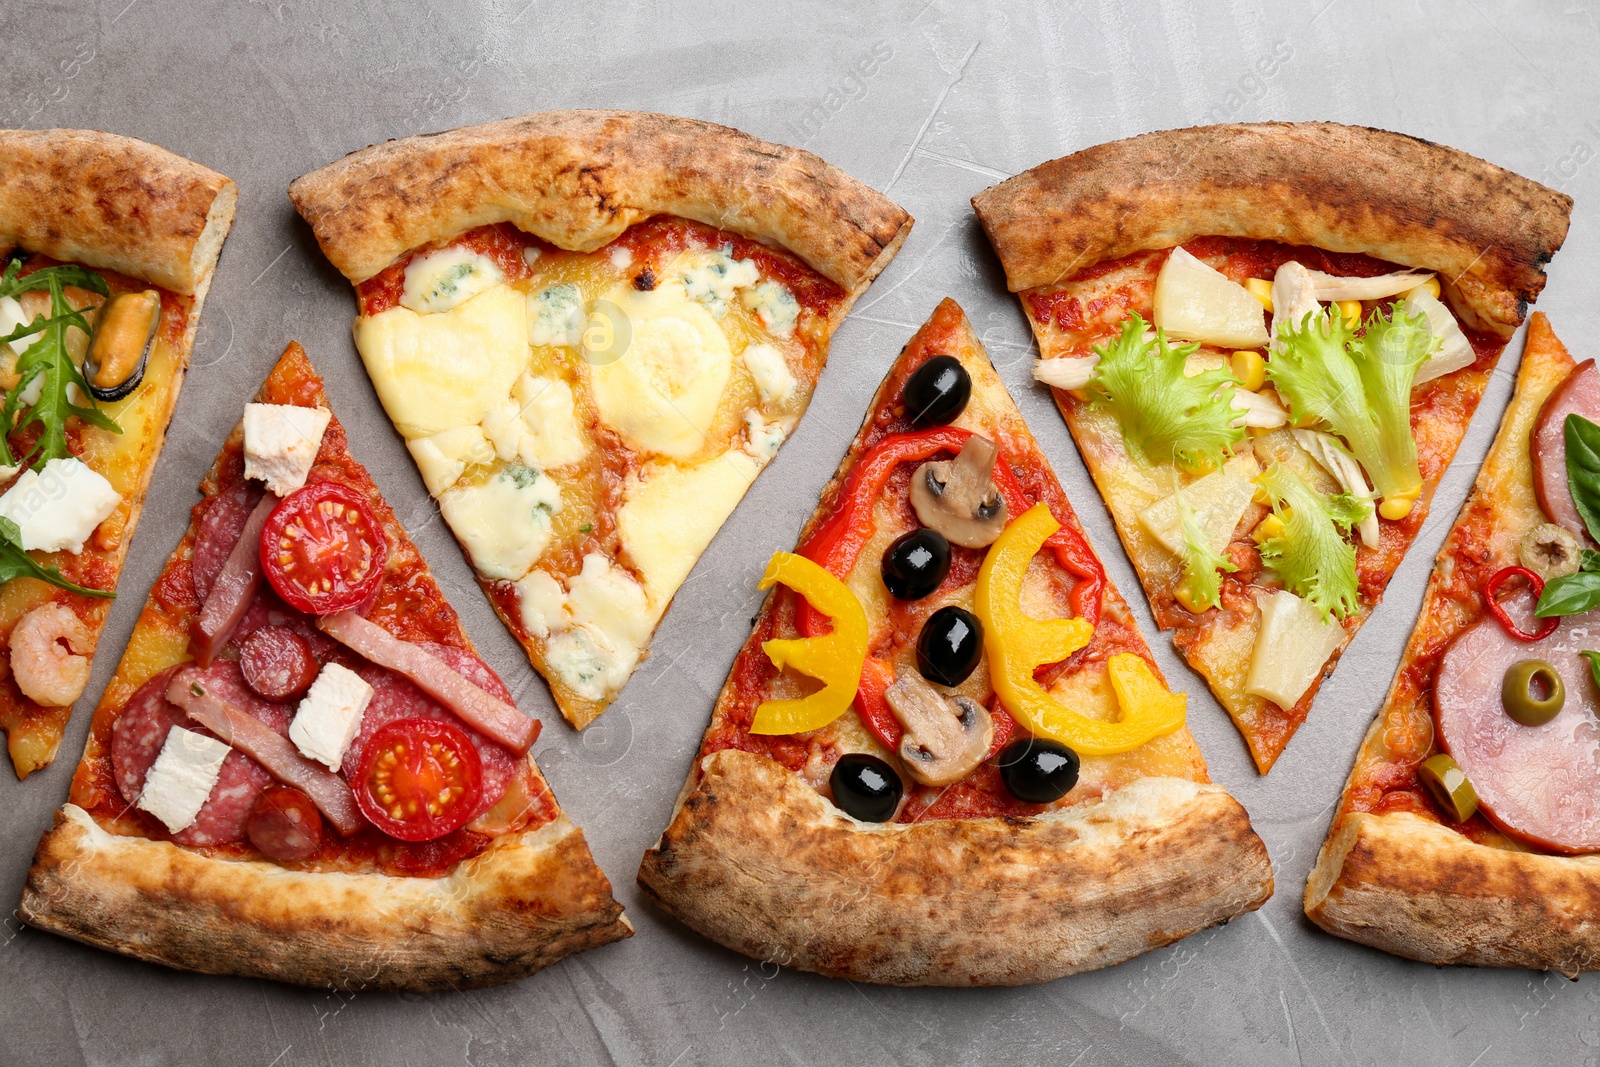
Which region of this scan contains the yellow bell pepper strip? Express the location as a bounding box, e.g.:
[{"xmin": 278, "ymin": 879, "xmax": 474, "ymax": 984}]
[
  {"xmin": 751, "ymin": 552, "xmax": 868, "ymax": 735},
  {"xmin": 975, "ymin": 503, "xmax": 1186, "ymax": 755}
]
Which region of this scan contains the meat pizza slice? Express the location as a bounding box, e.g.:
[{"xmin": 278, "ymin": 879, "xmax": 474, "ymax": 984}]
[
  {"xmin": 20, "ymin": 342, "xmax": 628, "ymax": 990},
  {"xmin": 1306, "ymin": 315, "xmax": 1600, "ymax": 974},
  {"xmin": 974, "ymin": 122, "xmax": 1571, "ymax": 772},
  {"xmin": 289, "ymin": 110, "xmax": 911, "ymax": 730},
  {"xmin": 638, "ymin": 299, "xmax": 1271, "ymax": 986},
  {"xmin": 0, "ymin": 129, "xmax": 236, "ymax": 777}
]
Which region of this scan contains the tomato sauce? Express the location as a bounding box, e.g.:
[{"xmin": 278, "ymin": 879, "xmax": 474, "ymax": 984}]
[{"xmin": 70, "ymin": 344, "xmax": 553, "ymax": 878}]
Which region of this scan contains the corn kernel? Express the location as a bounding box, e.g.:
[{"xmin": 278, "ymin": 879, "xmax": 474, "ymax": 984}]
[
  {"xmin": 1246, "ymin": 278, "xmax": 1274, "ymax": 312},
  {"xmin": 1252, "ymin": 485, "xmax": 1273, "ymax": 506},
  {"xmin": 1252, "ymin": 514, "xmax": 1287, "ymax": 544},
  {"xmin": 1422, "ymin": 276, "xmax": 1441, "ymax": 298},
  {"xmin": 1230, "ymin": 349, "xmax": 1267, "ymax": 392},
  {"xmin": 1378, "ymin": 488, "xmax": 1421, "ymax": 521},
  {"xmin": 1337, "ymin": 300, "xmax": 1363, "ymax": 329},
  {"xmin": 1173, "ymin": 579, "xmax": 1208, "ymax": 614}
]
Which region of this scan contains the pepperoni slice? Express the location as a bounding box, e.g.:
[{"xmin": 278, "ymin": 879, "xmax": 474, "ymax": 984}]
[
  {"xmin": 239, "ymin": 625, "xmax": 320, "ymax": 701},
  {"xmin": 1532, "ymin": 359, "xmax": 1600, "ymax": 537},
  {"xmin": 1434, "ymin": 588, "xmax": 1600, "ymax": 853},
  {"xmin": 246, "ymin": 785, "xmax": 324, "ymax": 863},
  {"xmin": 260, "ymin": 481, "xmax": 388, "ymax": 615}
]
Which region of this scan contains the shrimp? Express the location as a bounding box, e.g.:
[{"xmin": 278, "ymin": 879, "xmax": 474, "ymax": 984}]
[{"xmin": 9, "ymin": 602, "xmax": 96, "ymax": 707}]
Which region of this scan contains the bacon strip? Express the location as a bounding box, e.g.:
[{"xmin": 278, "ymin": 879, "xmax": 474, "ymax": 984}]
[
  {"xmin": 192, "ymin": 495, "xmax": 278, "ymax": 666},
  {"xmin": 167, "ymin": 667, "xmax": 363, "ymax": 835},
  {"xmin": 317, "ymin": 610, "xmax": 538, "ymax": 753}
]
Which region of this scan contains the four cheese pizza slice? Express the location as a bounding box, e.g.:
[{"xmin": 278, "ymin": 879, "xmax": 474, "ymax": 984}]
[
  {"xmin": 1306, "ymin": 315, "xmax": 1600, "ymax": 974},
  {"xmin": 21, "ymin": 342, "xmax": 629, "ymax": 990},
  {"xmin": 638, "ymin": 298, "xmax": 1271, "ymax": 985},
  {"xmin": 974, "ymin": 122, "xmax": 1571, "ymax": 772},
  {"xmin": 0, "ymin": 129, "xmax": 236, "ymax": 777},
  {"xmin": 289, "ymin": 110, "xmax": 911, "ymax": 730}
]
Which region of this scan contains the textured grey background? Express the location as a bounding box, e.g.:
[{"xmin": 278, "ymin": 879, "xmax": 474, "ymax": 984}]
[{"xmin": 2, "ymin": 1, "xmax": 1598, "ymax": 1064}]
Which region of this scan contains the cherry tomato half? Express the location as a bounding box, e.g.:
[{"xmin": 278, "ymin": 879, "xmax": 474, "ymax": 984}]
[
  {"xmin": 260, "ymin": 481, "xmax": 388, "ymax": 615},
  {"xmin": 352, "ymin": 717, "xmax": 484, "ymax": 842}
]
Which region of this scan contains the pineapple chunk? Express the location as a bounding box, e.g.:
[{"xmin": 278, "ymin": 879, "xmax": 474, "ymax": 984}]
[
  {"xmin": 1407, "ymin": 288, "xmax": 1475, "ymax": 385},
  {"xmin": 1153, "ymin": 247, "xmax": 1269, "ymax": 349},
  {"xmin": 1245, "ymin": 589, "xmax": 1345, "ymax": 710},
  {"xmin": 1138, "ymin": 454, "xmax": 1261, "ymax": 557}
]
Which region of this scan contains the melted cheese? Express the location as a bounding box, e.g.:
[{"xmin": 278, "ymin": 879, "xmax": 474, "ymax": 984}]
[
  {"xmin": 512, "ymin": 372, "xmax": 587, "ymax": 468},
  {"xmin": 514, "ymin": 569, "xmax": 568, "ymax": 639},
  {"xmin": 355, "ymin": 283, "xmax": 528, "ymax": 438},
  {"xmin": 438, "ymin": 465, "xmax": 561, "ymax": 580},
  {"xmin": 406, "ymin": 425, "xmax": 494, "ymax": 497},
  {"xmin": 586, "ymin": 284, "xmax": 732, "ymax": 458},
  {"xmin": 618, "ymin": 450, "xmax": 761, "ymax": 607}
]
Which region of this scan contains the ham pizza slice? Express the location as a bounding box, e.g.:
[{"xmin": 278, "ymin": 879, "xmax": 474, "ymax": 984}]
[
  {"xmin": 20, "ymin": 342, "xmax": 629, "ymax": 990},
  {"xmin": 974, "ymin": 122, "xmax": 1571, "ymax": 772},
  {"xmin": 638, "ymin": 299, "xmax": 1272, "ymax": 985}
]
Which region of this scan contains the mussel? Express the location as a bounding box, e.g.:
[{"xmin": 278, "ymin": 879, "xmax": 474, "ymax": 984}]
[{"xmin": 83, "ymin": 289, "xmax": 160, "ymax": 402}]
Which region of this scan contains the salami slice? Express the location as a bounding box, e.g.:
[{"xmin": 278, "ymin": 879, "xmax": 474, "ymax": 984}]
[
  {"xmin": 191, "ymin": 482, "xmax": 261, "ymax": 602},
  {"xmin": 1532, "ymin": 359, "xmax": 1600, "ymax": 538},
  {"xmin": 240, "ymin": 626, "xmax": 319, "ymax": 701},
  {"xmin": 110, "ymin": 663, "xmax": 294, "ymax": 847},
  {"xmin": 246, "ymin": 786, "xmax": 324, "ymax": 863},
  {"xmin": 347, "ymin": 644, "xmax": 518, "ymax": 818},
  {"xmin": 1434, "ymin": 589, "xmax": 1600, "ymax": 852}
]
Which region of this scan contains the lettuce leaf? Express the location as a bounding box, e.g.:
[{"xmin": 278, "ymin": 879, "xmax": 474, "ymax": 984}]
[
  {"xmin": 1088, "ymin": 313, "xmax": 1243, "ymax": 471},
  {"xmin": 1254, "ymin": 463, "xmax": 1365, "ymax": 620},
  {"xmin": 1175, "ymin": 487, "xmax": 1235, "ymax": 612}
]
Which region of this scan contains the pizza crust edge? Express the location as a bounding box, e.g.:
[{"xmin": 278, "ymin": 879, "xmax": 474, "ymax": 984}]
[
  {"xmin": 287, "ymin": 109, "xmax": 913, "ymax": 299},
  {"xmin": 972, "ymin": 120, "xmax": 1570, "ymax": 336}
]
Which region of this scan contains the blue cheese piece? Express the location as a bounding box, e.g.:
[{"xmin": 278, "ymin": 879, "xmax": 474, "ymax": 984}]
[
  {"xmin": 528, "ymin": 283, "xmax": 584, "ymax": 348},
  {"xmin": 289, "ymin": 662, "xmax": 374, "ymax": 771},
  {"xmin": 743, "ymin": 410, "xmax": 786, "ymax": 462},
  {"xmin": 741, "ymin": 342, "xmax": 797, "ymax": 405},
  {"xmin": 400, "ymin": 247, "xmax": 505, "ymax": 314},
  {"xmin": 136, "ymin": 726, "xmax": 230, "ymax": 833},
  {"xmin": 0, "ymin": 456, "xmax": 122, "ymax": 553},
  {"xmin": 680, "ymin": 249, "xmax": 760, "ymax": 318},
  {"xmin": 439, "ymin": 464, "xmax": 562, "ymax": 580},
  {"xmin": 243, "ymin": 403, "xmax": 332, "ymax": 496},
  {"xmin": 741, "ymin": 281, "xmax": 800, "ymax": 338},
  {"xmin": 516, "ymin": 554, "xmax": 653, "ymax": 702}
]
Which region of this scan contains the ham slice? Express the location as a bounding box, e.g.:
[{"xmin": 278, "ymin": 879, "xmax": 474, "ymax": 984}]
[
  {"xmin": 168, "ymin": 666, "xmax": 363, "ymax": 835},
  {"xmin": 193, "ymin": 494, "xmax": 279, "ymax": 665},
  {"xmin": 1531, "ymin": 359, "xmax": 1600, "ymax": 539},
  {"xmin": 317, "ymin": 610, "xmax": 539, "ymax": 753},
  {"xmin": 1434, "ymin": 589, "xmax": 1600, "ymax": 853}
]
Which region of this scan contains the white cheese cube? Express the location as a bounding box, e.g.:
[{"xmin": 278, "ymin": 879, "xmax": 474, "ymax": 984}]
[
  {"xmin": 289, "ymin": 662, "xmax": 374, "ymax": 771},
  {"xmin": 243, "ymin": 403, "xmax": 332, "ymax": 496},
  {"xmin": 0, "ymin": 456, "xmax": 122, "ymax": 553},
  {"xmin": 137, "ymin": 726, "xmax": 230, "ymax": 833}
]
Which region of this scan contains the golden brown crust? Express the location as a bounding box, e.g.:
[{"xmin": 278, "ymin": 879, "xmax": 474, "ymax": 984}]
[
  {"xmin": 0, "ymin": 128, "xmax": 236, "ymax": 295},
  {"xmin": 972, "ymin": 122, "xmax": 1570, "ymax": 336},
  {"xmin": 288, "ymin": 110, "xmax": 911, "ymax": 294},
  {"xmin": 1305, "ymin": 812, "xmax": 1600, "ymax": 976},
  {"xmin": 639, "ymin": 750, "xmax": 1272, "ymax": 986},
  {"xmin": 21, "ymin": 804, "xmax": 631, "ymax": 991}
]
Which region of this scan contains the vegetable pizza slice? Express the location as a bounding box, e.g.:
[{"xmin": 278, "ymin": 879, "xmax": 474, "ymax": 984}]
[
  {"xmin": 974, "ymin": 122, "xmax": 1571, "ymax": 771},
  {"xmin": 0, "ymin": 129, "xmax": 236, "ymax": 777},
  {"xmin": 289, "ymin": 110, "xmax": 911, "ymax": 730},
  {"xmin": 20, "ymin": 342, "xmax": 628, "ymax": 990},
  {"xmin": 1306, "ymin": 315, "xmax": 1600, "ymax": 973},
  {"xmin": 639, "ymin": 299, "xmax": 1271, "ymax": 986}
]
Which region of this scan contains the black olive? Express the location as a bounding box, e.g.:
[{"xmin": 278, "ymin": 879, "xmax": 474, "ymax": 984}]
[
  {"xmin": 881, "ymin": 528, "xmax": 951, "ymax": 601},
  {"xmin": 998, "ymin": 738, "xmax": 1081, "ymax": 803},
  {"xmin": 903, "ymin": 355, "xmax": 971, "ymax": 427},
  {"xmin": 829, "ymin": 753, "xmax": 902, "ymax": 822},
  {"xmin": 916, "ymin": 605, "xmax": 983, "ymax": 686}
]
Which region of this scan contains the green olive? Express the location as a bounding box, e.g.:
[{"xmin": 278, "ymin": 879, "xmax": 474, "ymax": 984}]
[
  {"xmin": 1501, "ymin": 659, "xmax": 1565, "ymax": 726},
  {"xmin": 1419, "ymin": 753, "xmax": 1479, "ymax": 823}
]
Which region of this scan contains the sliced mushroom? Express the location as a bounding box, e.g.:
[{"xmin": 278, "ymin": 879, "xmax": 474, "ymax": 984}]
[
  {"xmin": 83, "ymin": 289, "xmax": 161, "ymax": 402},
  {"xmin": 910, "ymin": 435, "xmax": 1008, "ymax": 547},
  {"xmin": 884, "ymin": 671, "xmax": 994, "ymax": 787}
]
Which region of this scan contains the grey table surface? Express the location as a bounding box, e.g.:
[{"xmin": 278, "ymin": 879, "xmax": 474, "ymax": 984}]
[{"xmin": 3, "ymin": 1, "xmax": 1599, "ymax": 1064}]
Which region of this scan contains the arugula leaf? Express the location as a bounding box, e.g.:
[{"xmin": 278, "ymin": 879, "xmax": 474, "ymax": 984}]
[
  {"xmin": 1564, "ymin": 414, "xmax": 1600, "ymax": 544},
  {"xmin": 1087, "ymin": 313, "xmax": 1244, "ymax": 471},
  {"xmin": 1583, "ymin": 650, "xmax": 1600, "ymax": 691},
  {"xmin": 1535, "ymin": 570, "xmax": 1600, "ymax": 618},
  {"xmin": 0, "ymin": 517, "xmax": 112, "ymax": 599},
  {"xmin": 1175, "ymin": 487, "xmax": 1235, "ymax": 612},
  {"xmin": 1254, "ymin": 463, "xmax": 1365, "ymax": 620},
  {"xmin": 0, "ymin": 261, "xmax": 120, "ymax": 471}
]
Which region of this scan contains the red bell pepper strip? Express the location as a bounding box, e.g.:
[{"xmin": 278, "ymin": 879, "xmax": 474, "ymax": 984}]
[{"xmin": 1484, "ymin": 566, "xmax": 1559, "ymax": 642}]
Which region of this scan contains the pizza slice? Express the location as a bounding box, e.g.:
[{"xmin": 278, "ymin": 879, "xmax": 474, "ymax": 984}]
[
  {"xmin": 289, "ymin": 110, "xmax": 911, "ymax": 730},
  {"xmin": 1306, "ymin": 314, "xmax": 1600, "ymax": 973},
  {"xmin": 20, "ymin": 342, "xmax": 629, "ymax": 990},
  {"xmin": 973, "ymin": 122, "xmax": 1571, "ymax": 772},
  {"xmin": 638, "ymin": 299, "xmax": 1271, "ymax": 985},
  {"xmin": 0, "ymin": 129, "xmax": 236, "ymax": 777}
]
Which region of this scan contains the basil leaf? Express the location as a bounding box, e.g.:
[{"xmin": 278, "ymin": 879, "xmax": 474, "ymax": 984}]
[
  {"xmin": 0, "ymin": 517, "xmax": 113, "ymax": 599},
  {"xmin": 1584, "ymin": 549, "xmax": 1600, "ymax": 572},
  {"xmin": 1564, "ymin": 414, "xmax": 1600, "ymax": 545},
  {"xmin": 1583, "ymin": 651, "xmax": 1600, "ymax": 692},
  {"xmin": 1536, "ymin": 569, "xmax": 1600, "ymax": 617}
]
